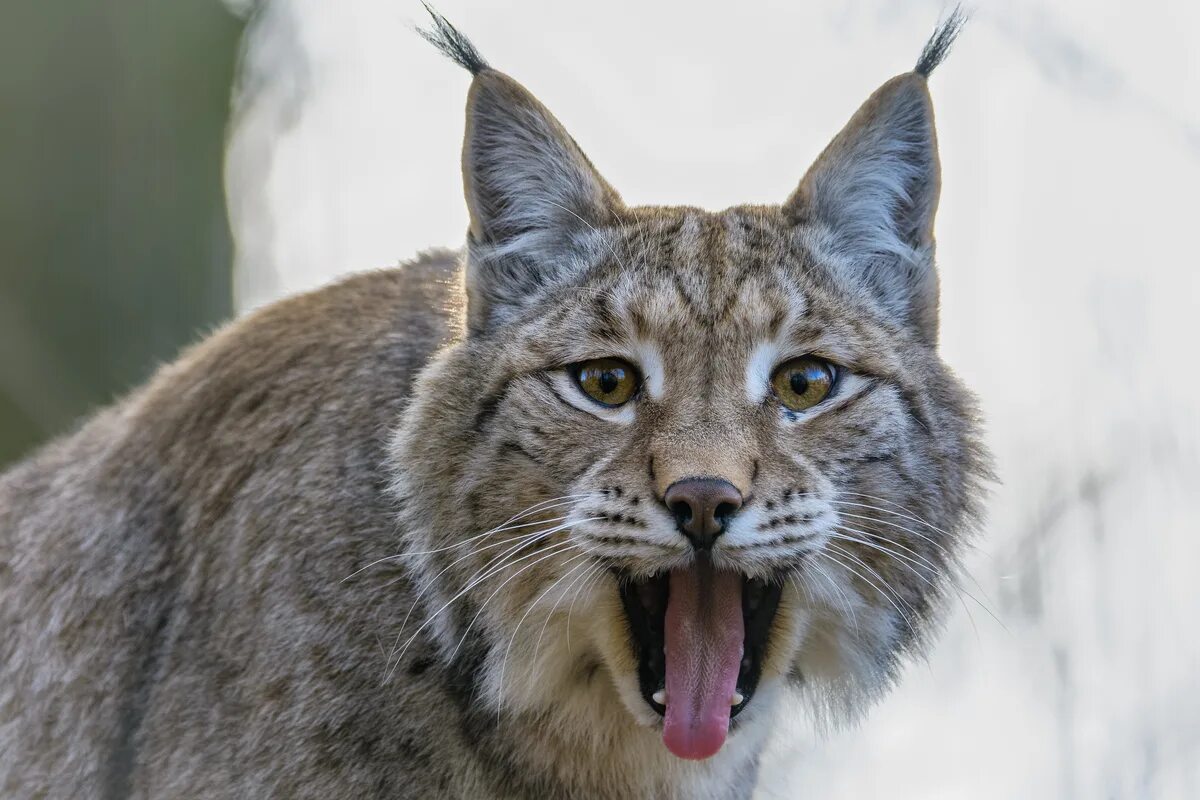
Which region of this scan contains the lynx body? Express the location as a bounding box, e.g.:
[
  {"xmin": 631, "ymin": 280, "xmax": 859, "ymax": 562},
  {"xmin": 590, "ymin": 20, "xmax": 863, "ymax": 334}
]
[{"xmin": 0, "ymin": 10, "xmax": 986, "ymax": 798}]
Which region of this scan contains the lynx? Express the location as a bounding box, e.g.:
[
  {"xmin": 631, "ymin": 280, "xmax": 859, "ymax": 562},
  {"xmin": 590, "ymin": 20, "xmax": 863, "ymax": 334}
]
[{"xmin": 0, "ymin": 8, "xmax": 987, "ymax": 799}]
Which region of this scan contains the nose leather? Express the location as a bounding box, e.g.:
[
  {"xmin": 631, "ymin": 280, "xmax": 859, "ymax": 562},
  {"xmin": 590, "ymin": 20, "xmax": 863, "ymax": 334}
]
[{"xmin": 663, "ymin": 478, "xmax": 744, "ymax": 550}]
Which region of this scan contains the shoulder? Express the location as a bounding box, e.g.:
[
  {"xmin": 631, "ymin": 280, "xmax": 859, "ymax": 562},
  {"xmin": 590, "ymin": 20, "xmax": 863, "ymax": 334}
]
[
  {"xmin": 3, "ymin": 249, "xmax": 467, "ymax": 498},
  {"xmin": 142, "ymin": 250, "xmax": 464, "ymax": 428},
  {"xmin": 197, "ymin": 249, "xmax": 464, "ymax": 379}
]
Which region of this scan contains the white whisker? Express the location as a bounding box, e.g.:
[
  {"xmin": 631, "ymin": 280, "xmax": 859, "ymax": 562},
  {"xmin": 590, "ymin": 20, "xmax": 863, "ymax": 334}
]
[
  {"xmin": 497, "ymin": 550, "xmax": 597, "ymax": 716},
  {"xmin": 529, "ymin": 559, "xmax": 606, "ymax": 690},
  {"xmin": 344, "ymin": 494, "xmax": 592, "ymax": 582},
  {"xmin": 824, "ymin": 543, "xmax": 917, "ymax": 632},
  {"xmin": 831, "ymin": 491, "xmax": 954, "ymax": 538},
  {"xmin": 381, "ymin": 518, "xmax": 572, "ymax": 675},
  {"xmin": 388, "ymin": 537, "xmax": 580, "ymax": 682},
  {"xmin": 831, "ymin": 498, "xmax": 999, "ymax": 613},
  {"xmin": 798, "ymin": 557, "xmax": 859, "ymax": 635},
  {"xmin": 829, "ymin": 528, "xmax": 938, "ymax": 585},
  {"xmin": 567, "ymin": 562, "xmax": 608, "ymax": 655},
  {"xmin": 834, "ymin": 508, "xmax": 953, "ymax": 560},
  {"xmin": 386, "ymin": 518, "xmax": 599, "ymax": 681},
  {"xmin": 446, "ymin": 534, "xmax": 595, "ymax": 664},
  {"xmin": 835, "ymin": 523, "xmax": 1005, "ymax": 633}
]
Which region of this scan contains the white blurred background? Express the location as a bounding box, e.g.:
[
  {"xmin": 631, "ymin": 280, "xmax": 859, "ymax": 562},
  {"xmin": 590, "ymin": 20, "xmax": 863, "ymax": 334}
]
[{"xmin": 225, "ymin": 1, "xmax": 1200, "ymax": 796}]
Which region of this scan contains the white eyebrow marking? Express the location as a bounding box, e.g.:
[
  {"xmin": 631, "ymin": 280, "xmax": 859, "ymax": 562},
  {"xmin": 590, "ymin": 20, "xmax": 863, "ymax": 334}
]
[
  {"xmin": 746, "ymin": 341, "xmax": 779, "ymax": 404},
  {"xmin": 630, "ymin": 340, "xmax": 665, "ymax": 400}
]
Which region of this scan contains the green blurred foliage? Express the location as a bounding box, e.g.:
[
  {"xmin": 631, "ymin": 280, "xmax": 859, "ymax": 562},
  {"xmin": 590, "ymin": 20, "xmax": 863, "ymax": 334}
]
[{"xmin": 0, "ymin": 1, "xmax": 243, "ymax": 467}]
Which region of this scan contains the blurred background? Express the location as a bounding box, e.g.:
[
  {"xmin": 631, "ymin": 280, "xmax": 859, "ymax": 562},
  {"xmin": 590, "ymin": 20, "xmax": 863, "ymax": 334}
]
[
  {"xmin": 0, "ymin": 1, "xmax": 240, "ymax": 463},
  {"xmin": 3, "ymin": 0, "xmax": 1198, "ymax": 797}
]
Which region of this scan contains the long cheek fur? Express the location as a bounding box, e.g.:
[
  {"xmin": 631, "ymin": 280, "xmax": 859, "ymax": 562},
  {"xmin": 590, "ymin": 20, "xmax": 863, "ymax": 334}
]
[
  {"xmin": 759, "ymin": 583, "xmax": 812, "ymax": 685},
  {"xmin": 786, "ymin": 563, "xmax": 906, "ymax": 714},
  {"xmin": 498, "ymin": 380, "xmax": 630, "ymax": 484},
  {"xmin": 473, "ymin": 568, "xmax": 639, "ymax": 719},
  {"xmin": 582, "ymin": 578, "xmax": 660, "ymax": 726}
]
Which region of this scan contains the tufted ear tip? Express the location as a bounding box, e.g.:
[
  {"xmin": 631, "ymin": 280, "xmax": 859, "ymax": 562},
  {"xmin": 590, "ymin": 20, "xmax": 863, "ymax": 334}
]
[
  {"xmin": 416, "ymin": 3, "xmax": 490, "ymax": 76},
  {"xmin": 914, "ymin": 4, "xmax": 968, "ymax": 78}
]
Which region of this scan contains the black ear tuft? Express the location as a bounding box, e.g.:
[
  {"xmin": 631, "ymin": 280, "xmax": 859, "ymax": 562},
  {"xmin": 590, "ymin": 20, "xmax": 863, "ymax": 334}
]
[
  {"xmin": 417, "ymin": 3, "xmax": 490, "ymax": 75},
  {"xmin": 914, "ymin": 5, "xmax": 968, "ymax": 77}
]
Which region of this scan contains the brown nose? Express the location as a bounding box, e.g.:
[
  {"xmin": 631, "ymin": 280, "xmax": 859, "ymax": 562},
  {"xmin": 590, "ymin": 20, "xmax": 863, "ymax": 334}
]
[{"xmin": 663, "ymin": 478, "xmax": 744, "ymax": 550}]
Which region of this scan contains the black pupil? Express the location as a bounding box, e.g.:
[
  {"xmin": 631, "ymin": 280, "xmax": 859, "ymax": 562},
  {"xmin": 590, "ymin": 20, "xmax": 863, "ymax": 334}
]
[
  {"xmin": 599, "ymin": 370, "xmax": 620, "ymax": 394},
  {"xmin": 789, "ymin": 371, "xmax": 810, "ymax": 396}
]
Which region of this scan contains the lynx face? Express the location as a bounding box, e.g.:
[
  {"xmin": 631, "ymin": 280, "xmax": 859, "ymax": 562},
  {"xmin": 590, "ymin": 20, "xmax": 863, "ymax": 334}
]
[{"xmin": 394, "ymin": 11, "xmax": 985, "ymax": 763}]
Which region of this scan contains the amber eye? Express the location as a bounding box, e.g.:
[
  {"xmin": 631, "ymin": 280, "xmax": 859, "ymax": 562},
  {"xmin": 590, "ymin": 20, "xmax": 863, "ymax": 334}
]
[
  {"xmin": 770, "ymin": 356, "xmax": 837, "ymax": 412},
  {"xmin": 572, "ymin": 358, "xmax": 639, "ymax": 407}
]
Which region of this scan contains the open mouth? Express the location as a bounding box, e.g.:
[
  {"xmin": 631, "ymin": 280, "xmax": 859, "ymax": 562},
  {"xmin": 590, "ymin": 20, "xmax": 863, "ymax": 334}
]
[{"xmin": 618, "ymin": 559, "xmax": 783, "ymax": 760}]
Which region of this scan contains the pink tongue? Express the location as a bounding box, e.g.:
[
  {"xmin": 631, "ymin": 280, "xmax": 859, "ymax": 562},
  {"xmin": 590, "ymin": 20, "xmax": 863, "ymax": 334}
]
[{"xmin": 662, "ymin": 563, "xmax": 744, "ymax": 760}]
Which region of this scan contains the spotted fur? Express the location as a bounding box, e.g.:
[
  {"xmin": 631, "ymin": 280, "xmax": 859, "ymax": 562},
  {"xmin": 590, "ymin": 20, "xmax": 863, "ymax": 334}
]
[{"xmin": 1, "ymin": 9, "xmax": 985, "ymax": 799}]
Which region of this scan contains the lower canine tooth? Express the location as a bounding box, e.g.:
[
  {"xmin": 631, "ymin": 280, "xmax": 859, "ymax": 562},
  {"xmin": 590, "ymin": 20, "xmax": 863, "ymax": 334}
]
[
  {"xmin": 652, "ymin": 690, "xmax": 667, "ymax": 706},
  {"xmin": 730, "ymin": 691, "xmax": 744, "ymax": 706}
]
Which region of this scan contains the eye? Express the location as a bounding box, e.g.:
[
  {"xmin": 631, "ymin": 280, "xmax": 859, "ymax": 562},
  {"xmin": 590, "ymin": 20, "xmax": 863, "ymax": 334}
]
[
  {"xmin": 770, "ymin": 356, "xmax": 837, "ymax": 412},
  {"xmin": 572, "ymin": 358, "xmax": 639, "ymax": 408}
]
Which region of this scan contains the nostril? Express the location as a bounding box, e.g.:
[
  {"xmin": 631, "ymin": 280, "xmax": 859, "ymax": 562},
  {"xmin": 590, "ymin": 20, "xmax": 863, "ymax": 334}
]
[
  {"xmin": 669, "ymin": 500, "xmax": 694, "ymax": 528},
  {"xmin": 714, "ymin": 501, "xmax": 738, "ymax": 524}
]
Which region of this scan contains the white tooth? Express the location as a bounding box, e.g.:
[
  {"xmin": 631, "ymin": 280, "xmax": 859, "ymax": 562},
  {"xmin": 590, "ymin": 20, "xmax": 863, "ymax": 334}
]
[
  {"xmin": 652, "ymin": 690, "xmax": 667, "ymax": 706},
  {"xmin": 730, "ymin": 691, "xmax": 744, "ymax": 706}
]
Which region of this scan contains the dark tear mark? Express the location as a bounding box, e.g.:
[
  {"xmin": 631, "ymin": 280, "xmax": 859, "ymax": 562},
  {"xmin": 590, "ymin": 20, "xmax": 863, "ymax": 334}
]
[
  {"xmin": 832, "ymin": 378, "xmax": 883, "ymax": 416},
  {"xmin": 898, "ymin": 386, "xmax": 934, "ymax": 435},
  {"xmin": 472, "ymin": 387, "xmax": 508, "ymax": 433},
  {"xmin": 501, "ymin": 439, "xmax": 541, "ymax": 465}
]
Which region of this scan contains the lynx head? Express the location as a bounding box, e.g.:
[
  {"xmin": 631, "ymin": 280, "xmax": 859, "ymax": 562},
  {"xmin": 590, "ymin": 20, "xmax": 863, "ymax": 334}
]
[{"xmin": 394, "ymin": 7, "xmax": 986, "ymax": 762}]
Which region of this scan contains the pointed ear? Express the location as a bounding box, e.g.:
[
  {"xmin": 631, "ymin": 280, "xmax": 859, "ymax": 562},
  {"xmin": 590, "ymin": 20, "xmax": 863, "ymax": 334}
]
[
  {"xmin": 784, "ymin": 73, "xmax": 942, "ymax": 342},
  {"xmin": 461, "ymin": 71, "xmax": 623, "ymax": 334}
]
